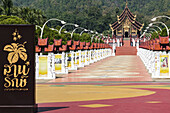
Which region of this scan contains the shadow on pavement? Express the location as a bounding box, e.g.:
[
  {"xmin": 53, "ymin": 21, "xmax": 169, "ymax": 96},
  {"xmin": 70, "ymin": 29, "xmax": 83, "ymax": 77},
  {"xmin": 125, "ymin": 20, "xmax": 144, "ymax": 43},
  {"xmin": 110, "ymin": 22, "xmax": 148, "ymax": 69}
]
[{"xmin": 38, "ymin": 107, "xmax": 69, "ymax": 112}]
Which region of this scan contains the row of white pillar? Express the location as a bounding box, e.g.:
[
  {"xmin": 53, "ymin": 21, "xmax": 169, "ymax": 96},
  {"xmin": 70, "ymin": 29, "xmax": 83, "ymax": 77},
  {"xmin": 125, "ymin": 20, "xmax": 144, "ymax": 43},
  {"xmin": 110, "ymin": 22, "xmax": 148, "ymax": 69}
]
[
  {"xmin": 138, "ymin": 48, "xmax": 170, "ymax": 78},
  {"xmin": 36, "ymin": 48, "xmax": 112, "ymax": 79},
  {"xmin": 111, "ymin": 38, "xmax": 139, "ymax": 48},
  {"xmin": 111, "ymin": 38, "xmax": 139, "ymax": 56}
]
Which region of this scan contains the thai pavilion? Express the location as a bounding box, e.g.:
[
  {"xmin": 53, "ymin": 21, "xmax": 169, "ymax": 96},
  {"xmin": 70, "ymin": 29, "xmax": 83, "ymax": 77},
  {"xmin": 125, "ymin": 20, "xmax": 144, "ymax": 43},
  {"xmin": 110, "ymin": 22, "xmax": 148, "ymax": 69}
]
[{"xmin": 109, "ymin": 1, "xmax": 144, "ymax": 47}]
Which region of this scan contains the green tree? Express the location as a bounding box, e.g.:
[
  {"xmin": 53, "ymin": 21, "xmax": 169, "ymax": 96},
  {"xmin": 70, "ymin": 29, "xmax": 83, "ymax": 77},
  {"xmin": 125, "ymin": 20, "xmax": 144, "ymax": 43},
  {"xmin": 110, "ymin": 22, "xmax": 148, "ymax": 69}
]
[
  {"xmin": 15, "ymin": 7, "xmax": 46, "ymax": 25},
  {"xmin": 151, "ymin": 32, "xmax": 159, "ymax": 39},
  {"xmin": 11, "ymin": 0, "xmax": 170, "ymax": 34},
  {"xmin": 0, "ymin": 15, "xmax": 29, "ymax": 24},
  {"xmin": 160, "ymin": 28, "xmax": 168, "ymax": 37},
  {"xmin": 1, "ymin": 0, "xmax": 13, "ymax": 15},
  {"xmin": 79, "ymin": 33, "xmax": 91, "ymax": 42},
  {"xmin": 115, "ymin": 7, "xmax": 119, "ymax": 15}
]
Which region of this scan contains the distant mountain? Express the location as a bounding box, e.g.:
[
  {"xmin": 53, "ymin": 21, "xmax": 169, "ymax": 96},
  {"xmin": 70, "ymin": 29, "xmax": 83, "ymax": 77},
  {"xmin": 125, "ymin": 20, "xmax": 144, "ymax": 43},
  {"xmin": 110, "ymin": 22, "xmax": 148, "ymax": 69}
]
[{"xmin": 12, "ymin": 0, "xmax": 170, "ymax": 33}]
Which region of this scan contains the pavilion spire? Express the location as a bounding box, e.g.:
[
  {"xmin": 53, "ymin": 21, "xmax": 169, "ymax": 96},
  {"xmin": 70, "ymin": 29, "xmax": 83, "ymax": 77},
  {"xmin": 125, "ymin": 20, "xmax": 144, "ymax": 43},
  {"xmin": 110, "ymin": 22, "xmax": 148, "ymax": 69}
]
[{"xmin": 126, "ymin": 0, "xmax": 128, "ymax": 8}]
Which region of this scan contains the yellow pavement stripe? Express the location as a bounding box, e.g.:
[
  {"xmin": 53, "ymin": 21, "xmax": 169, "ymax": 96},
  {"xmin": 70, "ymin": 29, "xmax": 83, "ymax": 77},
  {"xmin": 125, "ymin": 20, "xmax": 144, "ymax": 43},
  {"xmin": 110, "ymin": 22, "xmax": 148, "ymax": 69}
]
[
  {"xmin": 79, "ymin": 104, "xmax": 112, "ymax": 108},
  {"xmin": 146, "ymin": 101, "xmax": 161, "ymax": 103},
  {"xmin": 36, "ymin": 85, "xmax": 155, "ymax": 103}
]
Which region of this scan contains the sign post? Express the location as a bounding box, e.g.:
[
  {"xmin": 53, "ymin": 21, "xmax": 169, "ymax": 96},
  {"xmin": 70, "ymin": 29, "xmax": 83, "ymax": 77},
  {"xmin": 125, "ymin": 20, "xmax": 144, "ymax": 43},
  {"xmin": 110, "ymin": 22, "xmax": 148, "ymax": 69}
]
[{"xmin": 0, "ymin": 25, "xmax": 36, "ymax": 113}]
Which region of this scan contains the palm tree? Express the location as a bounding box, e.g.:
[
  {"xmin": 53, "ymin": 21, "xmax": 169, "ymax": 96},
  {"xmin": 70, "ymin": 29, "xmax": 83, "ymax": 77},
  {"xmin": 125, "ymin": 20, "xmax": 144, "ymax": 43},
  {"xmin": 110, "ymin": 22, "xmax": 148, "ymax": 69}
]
[
  {"xmin": 0, "ymin": 7, "xmax": 3, "ymax": 14},
  {"xmin": 1, "ymin": 0, "xmax": 13, "ymax": 16},
  {"xmin": 16, "ymin": 7, "xmax": 46, "ymax": 25},
  {"xmin": 34, "ymin": 9, "xmax": 45, "ymax": 25}
]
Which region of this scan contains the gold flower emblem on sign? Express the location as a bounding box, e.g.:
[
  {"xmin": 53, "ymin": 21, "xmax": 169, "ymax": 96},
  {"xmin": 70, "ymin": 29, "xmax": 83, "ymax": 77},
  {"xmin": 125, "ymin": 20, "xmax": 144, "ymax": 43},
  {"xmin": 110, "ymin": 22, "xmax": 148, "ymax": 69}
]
[
  {"xmin": 4, "ymin": 42, "xmax": 28, "ymax": 64},
  {"xmin": 12, "ymin": 29, "xmax": 22, "ymax": 41}
]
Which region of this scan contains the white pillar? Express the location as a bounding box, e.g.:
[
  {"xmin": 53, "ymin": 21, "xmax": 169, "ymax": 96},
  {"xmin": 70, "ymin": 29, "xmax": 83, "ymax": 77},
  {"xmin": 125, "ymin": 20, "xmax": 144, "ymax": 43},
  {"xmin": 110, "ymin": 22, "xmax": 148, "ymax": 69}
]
[
  {"xmin": 90, "ymin": 50, "xmax": 94, "ymax": 63},
  {"xmin": 133, "ymin": 38, "xmax": 135, "ymax": 47},
  {"xmin": 81, "ymin": 51, "xmax": 85, "ymax": 66},
  {"xmin": 88, "ymin": 50, "xmax": 91, "ymax": 63},
  {"xmin": 94, "ymin": 49, "xmax": 97, "ymax": 62},
  {"xmin": 84, "ymin": 50, "xmax": 89, "ymax": 65},
  {"xmin": 62, "ymin": 52, "xmax": 68, "ymax": 74},
  {"xmin": 35, "ymin": 53, "xmax": 39, "ymax": 79},
  {"xmin": 117, "ymin": 38, "xmax": 120, "ymax": 47},
  {"xmin": 70, "ymin": 51, "xmax": 77, "ymax": 70},
  {"xmin": 137, "ymin": 39, "xmax": 139, "ymax": 49},
  {"xmin": 112, "ymin": 40, "xmax": 115, "ymax": 56},
  {"xmin": 77, "ymin": 50, "xmax": 82, "ymax": 67}
]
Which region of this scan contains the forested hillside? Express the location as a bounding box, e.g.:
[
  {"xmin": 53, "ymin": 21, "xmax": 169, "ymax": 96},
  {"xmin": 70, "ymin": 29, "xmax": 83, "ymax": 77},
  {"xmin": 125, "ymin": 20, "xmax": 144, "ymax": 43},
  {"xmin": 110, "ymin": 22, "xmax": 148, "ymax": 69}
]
[{"xmin": 9, "ymin": 0, "xmax": 170, "ymax": 33}]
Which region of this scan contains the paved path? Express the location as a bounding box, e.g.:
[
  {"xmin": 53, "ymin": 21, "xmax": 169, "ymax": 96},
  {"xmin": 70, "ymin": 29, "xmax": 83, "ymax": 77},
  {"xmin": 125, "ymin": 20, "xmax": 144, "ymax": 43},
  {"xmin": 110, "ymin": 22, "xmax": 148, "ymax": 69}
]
[
  {"xmin": 36, "ymin": 44, "xmax": 170, "ymax": 113},
  {"xmin": 116, "ymin": 40, "xmax": 137, "ymax": 55},
  {"xmin": 37, "ymin": 54, "xmax": 155, "ymax": 113},
  {"xmin": 49, "ymin": 55, "xmax": 152, "ymax": 83}
]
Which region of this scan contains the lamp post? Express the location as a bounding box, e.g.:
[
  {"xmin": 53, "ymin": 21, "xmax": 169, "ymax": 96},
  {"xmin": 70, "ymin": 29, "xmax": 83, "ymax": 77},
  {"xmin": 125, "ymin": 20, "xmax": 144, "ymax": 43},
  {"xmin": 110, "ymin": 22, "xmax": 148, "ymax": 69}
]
[
  {"xmin": 50, "ymin": 28, "xmax": 58, "ymax": 32},
  {"xmin": 71, "ymin": 27, "xmax": 84, "ymax": 38},
  {"xmin": 148, "ymin": 31, "xmax": 153, "ymax": 34},
  {"xmin": 83, "ymin": 30, "xmax": 94, "ymax": 41},
  {"xmin": 146, "ymin": 27, "xmax": 158, "ymax": 34},
  {"xmin": 141, "ymin": 31, "xmax": 153, "ymax": 41},
  {"xmin": 149, "ymin": 22, "xmax": 169, "ymax": 36},
  {"xmin": 150, "ymin": 28, "xmax": 158, "ymax": 34},
  {"xmin": 145, "ymin": 32, "xmax": 152, "ymax": 40},
  {"xmin": 149, "ymin": 25, "xmax": 162, "ymax": 32},
  {"xmin": 95, "ymin": 32, "xmax": 99, "ymax": 42},
  {"xmin": 59, "ymin": 23, "xmax": 79, "ymax": 35},
  {"xmin": 151, "ymin": 15, "xmax": 170, "ymax": 21},
  {"xmin": 40, "ymin": 18, "xmax": 66, "ymax": 39},
  {"xmin": 91, "ymin": 32, "xmax": 98, "ymax": 42},
  {"xmin": 140, "ymin": 32, "xmax": 146, "ymax": 39},
  {"xmin": 36, "ymin": 25, "xmax": 42, "ymax": 30},
  {"xmin": 105, "ymin": 36, "xmax": 109, "ymax": 44},
  {"xmin": 80, "ymin": 29, "xmax": 88, "ymax": 36},
  {"xmin": 90, "ymin": 30, "xmax": 94, "ymax": 34},
  {"xmin": 142, "ymin": 30, "xmax": 148, "ymax": 38},
  {"xmin": 99, "ymin": 34, "xmax": 103, "ymax": 43},
  {"xmin": 64, "ymin": 31, "xmax": 71, "ymax": 34},
  {"xmin": 96, "ymin": 34, "xmax": 103, "ymax": 43}
]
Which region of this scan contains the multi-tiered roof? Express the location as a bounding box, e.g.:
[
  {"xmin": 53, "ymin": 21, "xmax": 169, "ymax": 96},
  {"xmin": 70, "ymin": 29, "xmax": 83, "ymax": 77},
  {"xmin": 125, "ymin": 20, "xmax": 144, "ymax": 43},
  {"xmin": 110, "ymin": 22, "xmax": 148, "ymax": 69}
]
[{"xmin": 110, "ymin": 2, "xmax": 144, "ymax": 31}]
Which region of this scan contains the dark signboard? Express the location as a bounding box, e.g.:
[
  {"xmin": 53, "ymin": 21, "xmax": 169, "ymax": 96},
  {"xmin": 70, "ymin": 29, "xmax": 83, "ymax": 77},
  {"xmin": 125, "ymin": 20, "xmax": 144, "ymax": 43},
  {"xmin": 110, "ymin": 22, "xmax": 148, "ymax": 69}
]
[{"xmin": 0, "ymin": 25, "xmax": 36, "ymax": 113}]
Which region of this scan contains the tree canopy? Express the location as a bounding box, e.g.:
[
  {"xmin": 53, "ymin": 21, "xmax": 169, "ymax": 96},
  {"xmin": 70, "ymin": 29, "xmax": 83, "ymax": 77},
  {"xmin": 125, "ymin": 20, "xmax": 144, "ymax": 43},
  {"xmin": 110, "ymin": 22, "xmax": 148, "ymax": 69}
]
[
  {"xmin": 0, "ymin": 15, "xmax": 28, "ymax": 24},
  {"xmin": 0, "ymin": 0, "xmax": 169, "ymax": 43},
  {"xmin": 11, "ymin": 0, "xmax": 170, "ymax": 34}
]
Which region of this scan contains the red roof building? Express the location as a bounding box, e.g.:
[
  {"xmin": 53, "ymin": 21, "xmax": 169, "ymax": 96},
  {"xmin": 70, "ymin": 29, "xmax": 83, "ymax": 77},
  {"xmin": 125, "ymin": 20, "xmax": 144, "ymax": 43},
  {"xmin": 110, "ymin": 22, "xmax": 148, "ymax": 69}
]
[{"xmin": 109, "ymin": 1, "xmax": 144, "ymax": 39}]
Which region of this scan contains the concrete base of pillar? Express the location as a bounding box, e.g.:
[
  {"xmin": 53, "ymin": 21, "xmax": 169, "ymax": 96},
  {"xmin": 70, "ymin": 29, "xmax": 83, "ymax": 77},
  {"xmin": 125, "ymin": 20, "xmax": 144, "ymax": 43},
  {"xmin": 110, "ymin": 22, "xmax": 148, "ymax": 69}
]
[{"xmin": 112, "ymin": 52, "xmax": 115, "ymax": 56}]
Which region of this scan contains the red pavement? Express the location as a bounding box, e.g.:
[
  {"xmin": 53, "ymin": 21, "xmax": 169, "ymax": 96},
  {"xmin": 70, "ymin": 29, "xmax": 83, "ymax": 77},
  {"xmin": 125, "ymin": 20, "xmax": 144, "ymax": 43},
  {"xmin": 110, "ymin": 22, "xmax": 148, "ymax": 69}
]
[
  {"xmin": 38, "ymin": 83, "xmax": 170, "ymax": 113},
  {"xmin": 116, "ymin": 40, "xmax": 137, "ymax": 55}
]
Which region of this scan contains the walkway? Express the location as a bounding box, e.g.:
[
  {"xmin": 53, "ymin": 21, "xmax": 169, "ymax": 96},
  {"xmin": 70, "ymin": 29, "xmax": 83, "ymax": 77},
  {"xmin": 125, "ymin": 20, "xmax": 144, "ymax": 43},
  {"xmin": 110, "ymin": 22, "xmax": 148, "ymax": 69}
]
[
  {"xmin": 116, "ymin": 40, "xmax": 137, "ymax": 55},
  {"xmin": 48, "ymin": 55, "xmax": 152, "ymax": 83},
  {"xmin": 37, "ymin": 39, "xmax": 155, "ymax": 113}
]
